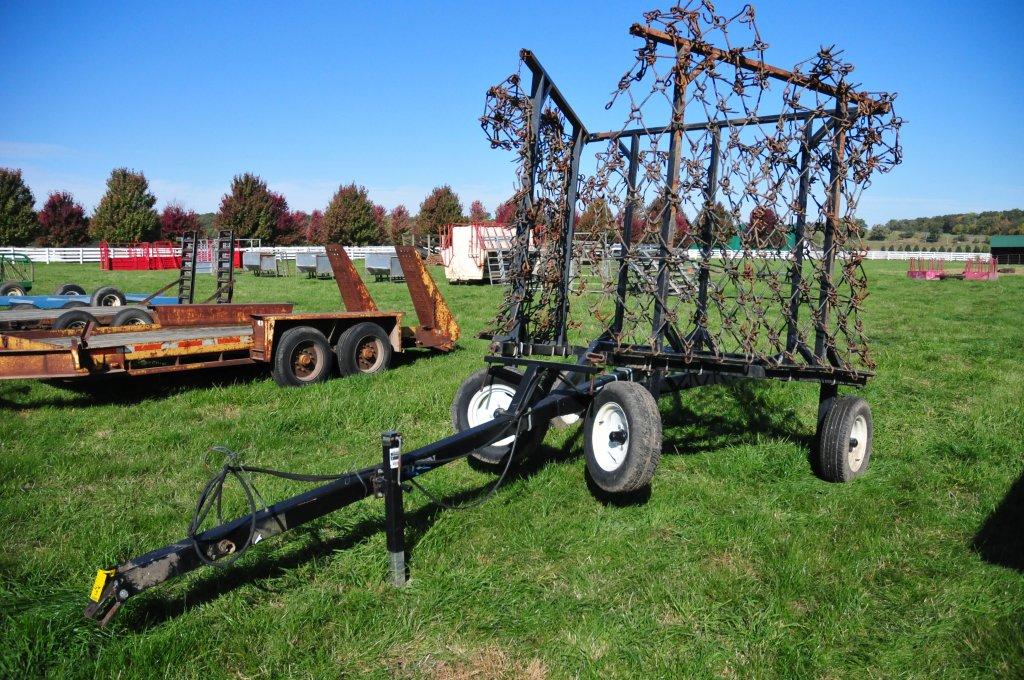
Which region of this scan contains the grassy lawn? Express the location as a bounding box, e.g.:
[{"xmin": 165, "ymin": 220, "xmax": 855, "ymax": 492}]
[{"xmin": 1, "ymin": 261, "xmax": 1021, "ymax": 678}]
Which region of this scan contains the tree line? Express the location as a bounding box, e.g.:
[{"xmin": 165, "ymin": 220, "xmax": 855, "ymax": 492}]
[
  {"xmin": 869, "ymin": 209, "xmax": 1024, "ymax": 240},
  {"xmin": 0, "ymin": 167, "xmax": 505, "ymax": 247}
]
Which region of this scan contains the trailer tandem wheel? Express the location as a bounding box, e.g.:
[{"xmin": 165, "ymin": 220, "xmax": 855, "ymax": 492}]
[
  {"xmin": 271, "ymin": 326, "xmax": 333, "ymax": 387},
  {"xmin": 816, "ymin": 396, "xmax": 873, "ymax": 483},
  {"xmin": 0, "ymin": 281, "xmax": 26, "ymax": 296},
  {"xmin": 55, "ymin": 283, "xmax": 87, "ymax": 295},
  {"xmin": 90, "ymin": 286, "xmax": 126, "ymax": 307},
  {"xmin": 52, "ymin": 310, "xmax": 99, "ymax": 330},
  {"xmin": 335, "ymin": 322, "xmax": 392, "ymax": 376},
  {"xmin": 111, "ymin": 308, "xmax": 154, "ymax": 327},
  {"xmin": 584, "ymin": 381, "xmax": 662, "ymax": 495},
  {"xmin": 451, "ymin": 368, "xmax": 550, "ymax": 466}
]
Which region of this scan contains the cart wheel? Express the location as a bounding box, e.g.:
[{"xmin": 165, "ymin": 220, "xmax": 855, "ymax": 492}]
[
  {"xmin": 451, "ymin": 368, "xmax": 549, "ymax": 466},
  {"xmin": 61, "ymin": 301, "xmax": 88, "ymax": 309},
  {"xmin": 335, "ymin": 322, "xmax": 392, "ymax": 376},
  {"xmin": 91, "ymin": 286, "xmax": 126, "ymax": 307},
  {"xmin": 584, "ymin": 381, "xmax": 662, "ymax": 495},
  {"xmin": 111, "ymin": 308, "xmax": 154, "ymax": 327},
  {"xmin": 0, "ymin": 281, "xmax": 26, "ymax": 296},
  {"xmin": 55, "ymin": 283, "xmax": 87, "ymax": 296},
  {"xmin": 816, "ymin": 396, "xmax": 872, "ymax": 482},
  {"xmin": 53, "ymin": 310, "xmax": 98, "ymax": 331},
  {"xmin": 271, "ymin": 326, "xmax": 332, "ymax": 387},
  {"xmin": 10, "ymin": 303, "xmax": 35, "ymax": 310}
]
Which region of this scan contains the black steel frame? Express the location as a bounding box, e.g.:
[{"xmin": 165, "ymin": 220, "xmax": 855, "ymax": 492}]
[{"xmin": 490, "ymin": 49, "xmax": 870, "ymax": 395}]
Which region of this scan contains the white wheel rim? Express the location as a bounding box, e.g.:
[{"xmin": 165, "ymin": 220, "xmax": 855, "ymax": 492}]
[
  {"xmin": 591, "ymin": 402, "xmax": 629, "ymax": 472},
  {"xmin": 100, "ymin": 295, "xmax": 122, "ymax": 306},
  {"xmin": 849, "ymin": 415, "xmax": 868, "ymax": 471},
  {"xmin": 467, "ymin": 383, "xmax": 516, "ymax": 447}
]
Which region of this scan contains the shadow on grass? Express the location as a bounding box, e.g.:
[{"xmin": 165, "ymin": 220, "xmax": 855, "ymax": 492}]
[
  {"xmin": 659, "ymin": 380, "xmax": 813, "ymax": 456},
  {"xmin": 972, "ymin": 470, "xmax": 1024, "ymax": 573},
  {"xmin": 115, "ymin": 434, "xmax": 581, "ymax": 632}
]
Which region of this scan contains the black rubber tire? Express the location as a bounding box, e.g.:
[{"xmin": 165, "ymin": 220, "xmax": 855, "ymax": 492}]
[
  {"xmin": 90, "ymin": 286, "xmax": 126, "ymax": 307},
  {"xmin": 335, "ymin": 322, "xmax": 393, "ymax": 376},
  {"xmin": 583, "ymin": 381, "xmax": 662, "ymax": 495},
  {"xmin": 0, "ymin": 281, "xmax": 26, "ymax": 296},
  {"xmin": 61, "ymin": 301, "xmax": 88, "ymax": 308},
  {"xmin": 271, "ymin": 326, "xmax": 333, "ymax": 387},
  {"xmin": 55, "ymin": 283, "xmax": 87, "ymax": 296},
  {"xmin": 10, "ymin": 303, "xmax": 35, "ymax": 310},
  {"xmin": 450, "ymin": 368, "xmax": 550, "ymax": 466},
  {"xmin": 816, "ymin": 396, "xmax": 872, "ymax": 483},
  {"xmin": 111, "ymin": 307, "xmax": 154, "ymax": 327},
  {"xmin": 52, "ymin": 310, "xmax": 99, "ymax": 330}
]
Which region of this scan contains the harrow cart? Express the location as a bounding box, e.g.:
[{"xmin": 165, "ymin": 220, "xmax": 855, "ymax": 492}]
[
  {"xmin": 0, "ymin": 253, "xmax": 34, "ymax": 295},
  {"xmin": 84, "ymin": 4, "xmax": 900, "ymax": 624},
  {"xmin": 2, "ymin": 245, "xmax": 457, "ymax": 386}
]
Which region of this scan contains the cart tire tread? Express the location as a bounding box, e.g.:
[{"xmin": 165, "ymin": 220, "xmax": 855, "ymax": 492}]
[
  {"xmin": 817, "ymin": 396, "xmax": 872, "ymax": 483},
  {"xmin": 584, "ymin": 381, "xmax": 662, "ymax": 495}
]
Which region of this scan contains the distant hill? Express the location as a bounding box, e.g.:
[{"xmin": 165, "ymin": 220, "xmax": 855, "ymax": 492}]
[{"xmin": 880, "ymin": 209, "xmax": 1023, "ymax": 237}]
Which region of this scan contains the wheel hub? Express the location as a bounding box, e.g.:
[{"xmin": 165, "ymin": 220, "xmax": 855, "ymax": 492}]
[
  {"xmin": 467, "ymin": 383, "xmax": 516, "ymax": 447},
  {"xmin": 591, "ymin": 402, "xmax": 629, "ymax": 472}
]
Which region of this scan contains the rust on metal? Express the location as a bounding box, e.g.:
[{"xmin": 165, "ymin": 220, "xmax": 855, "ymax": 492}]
[
  {"xmin": 629, "ymin": 24, "xmax": 890, "ymax": 115},
  {"xmin": 326, "ymin": 244, "xmax": 378, "ymax": 312},
  {"xmin": 395, "ymin": 246, "xmax": 459, "ymax": 350},
  {"xmin": 154, "ymin": 303, "xmax": 293, "ymax": 327}
]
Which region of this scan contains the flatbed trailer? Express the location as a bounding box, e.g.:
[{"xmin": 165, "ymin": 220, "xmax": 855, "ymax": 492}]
[
  {"xmin": 0, "ymin": 245, "xmax": 458, "ymax": 386},
  {"xmin": 0, "ymin": 299, "xmax": 179, "ymax": 331}
]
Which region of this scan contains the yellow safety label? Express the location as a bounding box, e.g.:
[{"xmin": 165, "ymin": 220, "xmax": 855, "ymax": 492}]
[{"xmin": 89, "ymin": 569, "xmax": 115, "ymax": 602}]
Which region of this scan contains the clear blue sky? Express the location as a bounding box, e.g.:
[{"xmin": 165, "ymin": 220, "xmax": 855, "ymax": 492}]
[{"xmin": 2, "ymin": 1, "xmax": 1021, "ymax": 226}]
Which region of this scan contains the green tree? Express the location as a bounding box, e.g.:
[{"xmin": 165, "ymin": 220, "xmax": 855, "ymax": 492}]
[
  {"xmin": 0, "ymin": 168, "xmax": 39, "ymax": 245},
  {"xmin": 418, "ymin": 185, "xmax": 463, "ymax": 237},
  {"xmin": 322, "ymin": 183, "xmax": 379, "ymax": 245},
  {"xmin": 90, "ymin": 168, "xmax": 158, "ymax": 243},
  {"xmin": 576, "ymin": 198, "xmax": 615, "ymax": 238},
  {"xmin": 214, "ymin": 173, "xmax": 284, "ymax": 241}
]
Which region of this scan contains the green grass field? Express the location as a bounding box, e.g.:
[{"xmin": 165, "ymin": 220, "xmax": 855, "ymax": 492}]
[{"xmin": 1, "ymin": 261, "xmax": 1022, "ymax": 678}]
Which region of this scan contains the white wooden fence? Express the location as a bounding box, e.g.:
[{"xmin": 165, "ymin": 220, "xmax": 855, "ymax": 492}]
[{"xmin": 0, "ymin": 245, "xmax": 397, "ymax": 264}]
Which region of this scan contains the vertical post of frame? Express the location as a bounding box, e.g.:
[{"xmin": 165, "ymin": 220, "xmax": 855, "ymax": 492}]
[
  {"xmin": 611, "ymin": 135, "xmax": 641, "ymax": 338},
  {"xmin": 814, "ymin": 98, "xmax": 849, "ymax": 365},
  {"xmin": 555, "ymin": 125, "xmax": 585, "ymax": 346},
  {"xmin": 500, "ymin": 68, "xmax": 550, "ymax": 344},
  {"xmin": 691, "ymin": 127, "xmax": 721, "ymax": 351},
  {"xmin": 650, "ymin": 48, "xmax": 688, "ymax": 352},
  {"xmin": 381, "ymin": 431, "xmax": 407, "ymax": 587},
  {"xmin": 786, "ymin": 122, "xmax": 815, "ymax": 358}
]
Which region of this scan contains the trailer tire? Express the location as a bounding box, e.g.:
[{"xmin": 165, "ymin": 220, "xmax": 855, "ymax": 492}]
[
  {"xmin": 61, "ymin": 301, "xmax": 88, "ymax": 308},
  {"xmin": 111, "ymin": 307, "xmax": 154, "ymax": 327},
  {"xmin": 55, "ymin": 283, "xmax": 87, "ymax": 295},
  {"xmin": 335, "ymin": 322, "xmax": 392, "ymax": 376},
  {"xmin": 53, "ymin": 309, "xmax": 98, "ymax": 330},
  {"xmin": 91, "ymin": 286, "xmax": 126, "ymax": 307},
  {"xmin": 0, "ymin": 281, "xmax": 26, "ymax": 296},
  {"xmin": 10, "ymin": 303, "xmax": 34, "ymax": 310},
  {"xmin": 816, "ymin": 396, "xmax": 872, "ymax": 483},
  {"xmin": 583, "ymin": 381, "xmax": 662, "ymax": 495},
  {"xmin": 451, "ymin": 368, "xmax": 549, "ymax": 466},
  {"xmin": 272, "ymin": 326, "xmax": 333, "ymax": 387}
]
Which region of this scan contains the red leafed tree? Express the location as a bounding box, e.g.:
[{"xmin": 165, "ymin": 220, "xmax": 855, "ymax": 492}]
[
  {"xmin": 469, "ymin": 200, "xmax": 489, "ymax": 222},
  {"xmin": 748, "ymin": 205, "xmax": 784, "ymax": 248},
  {"xmin": 418, "ymin": 185, "xmax": 463, "ymax": 237},
  {"xmin": 495, "ymin": 198, "xmax": 517, "ymax": 225},
  {"xmin": 274, "ymin": 204, "xmax": 309, "ymax": 246},
  {"xmin": 159, "ymin": 203, "xmax": 201, "ymax": 240},
  {"xmin": 306, "ymin": 209, "xmax": 325, "ymax": 244},
  {"xmin": 37, "ymin": 191, "xmax": 90, "ymax": 246}
]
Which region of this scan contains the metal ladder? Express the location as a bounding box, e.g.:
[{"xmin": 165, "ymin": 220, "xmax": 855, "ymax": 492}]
[
  {"xmin": 212, "ymin": 230, "xmax": 235, "ymax": 303},
  {"xmin": 486, "ymin": 249, "xmax": 511, "ymax": 284},
  {"xmin": 177, "ymin": 231, "xmax": 199, "ymax": 304}
]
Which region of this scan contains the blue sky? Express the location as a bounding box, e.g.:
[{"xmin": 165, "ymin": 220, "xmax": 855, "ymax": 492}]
[{"xmin": 2, "ymin": 1, "xmax": 1021, "ymax": 225}]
